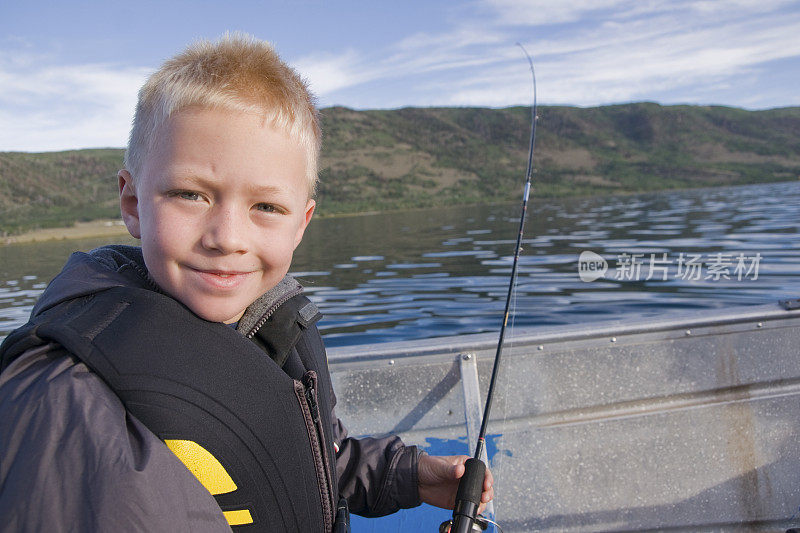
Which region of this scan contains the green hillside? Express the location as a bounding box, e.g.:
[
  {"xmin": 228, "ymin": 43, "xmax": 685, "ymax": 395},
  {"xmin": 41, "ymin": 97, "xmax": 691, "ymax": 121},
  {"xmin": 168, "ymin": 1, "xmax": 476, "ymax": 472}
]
[{"xmin": 2, "ymin": 103, "xmax": 799, "ymax": 235}]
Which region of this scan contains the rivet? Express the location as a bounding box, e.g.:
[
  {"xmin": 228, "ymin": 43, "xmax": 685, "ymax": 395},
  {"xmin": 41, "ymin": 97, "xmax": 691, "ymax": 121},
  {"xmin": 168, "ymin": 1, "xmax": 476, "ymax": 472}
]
[
  {"xmin": 686, "ymin": 330, "xmax": 692, "ymax": 336},
  {"xmin": 611, "ymin": 337, "xmax": 617, "ymax": 343},
  {"xmin": 757, "ymin": 322, "xmax": 764, "ymax": 328},
  {"xmin": 462, "ymin": 353, "xmax": 472, "ymax": 361},
  {"xmin": 537, "ymin": 345, "xmax": 544, "ymax": 351},
  {"xmin": 388, "ymin": 360, "xmax": 395, "ymax": 365}
]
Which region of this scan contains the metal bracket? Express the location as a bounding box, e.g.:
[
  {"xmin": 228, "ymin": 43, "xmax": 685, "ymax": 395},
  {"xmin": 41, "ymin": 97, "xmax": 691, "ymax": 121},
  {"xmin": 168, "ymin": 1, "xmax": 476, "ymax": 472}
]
[{"xmin": 459, "ymin": 353, "xmax": 483, "ymax": 453}]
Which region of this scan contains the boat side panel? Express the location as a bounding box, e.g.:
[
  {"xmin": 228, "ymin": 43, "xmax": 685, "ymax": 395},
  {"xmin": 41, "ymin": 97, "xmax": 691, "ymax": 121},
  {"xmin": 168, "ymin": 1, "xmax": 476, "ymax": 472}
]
[{"xmin": 330, "ymin": 309, "xmax": 800, "ymax": 531}]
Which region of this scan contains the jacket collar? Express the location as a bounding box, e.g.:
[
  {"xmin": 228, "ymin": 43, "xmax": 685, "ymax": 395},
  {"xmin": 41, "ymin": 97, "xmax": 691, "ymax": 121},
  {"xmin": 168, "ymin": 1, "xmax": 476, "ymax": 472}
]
[{"xmin": 32, "ymin": 245, "xmax": 305, "ymax": 337}]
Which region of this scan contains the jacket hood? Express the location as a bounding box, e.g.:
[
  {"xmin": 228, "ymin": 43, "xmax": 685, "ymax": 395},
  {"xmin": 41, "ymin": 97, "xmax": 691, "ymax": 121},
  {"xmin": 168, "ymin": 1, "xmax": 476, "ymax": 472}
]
[
  {"xmin": 32, "ymin": 245, "xmax": 157, "ymax": 317},
  {"xmin": 31, "ymin": 245, "xmax": 305, "ymax": 332}
]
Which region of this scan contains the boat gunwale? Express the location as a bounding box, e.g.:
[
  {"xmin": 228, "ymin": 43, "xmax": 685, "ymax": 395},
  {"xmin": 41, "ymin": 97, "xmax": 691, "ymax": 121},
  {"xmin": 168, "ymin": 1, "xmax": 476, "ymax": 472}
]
[{"xmin": 326, "ymin": 299, "xmax": 800, "ymax": 365}]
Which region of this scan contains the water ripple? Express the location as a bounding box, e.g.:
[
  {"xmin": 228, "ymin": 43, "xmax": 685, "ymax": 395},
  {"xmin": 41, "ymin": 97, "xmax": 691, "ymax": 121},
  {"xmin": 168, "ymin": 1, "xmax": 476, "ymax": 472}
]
[{"xmin": 2, "ymin": 182, "xmax": 800, "ymax": 347}]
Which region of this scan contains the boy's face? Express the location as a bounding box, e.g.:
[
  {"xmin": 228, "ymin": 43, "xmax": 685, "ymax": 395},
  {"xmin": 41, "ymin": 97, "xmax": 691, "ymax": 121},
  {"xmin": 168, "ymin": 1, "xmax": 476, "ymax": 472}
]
[{"xmin": 119, "ymin": 107, "xmax": 315, "ymax": 324}]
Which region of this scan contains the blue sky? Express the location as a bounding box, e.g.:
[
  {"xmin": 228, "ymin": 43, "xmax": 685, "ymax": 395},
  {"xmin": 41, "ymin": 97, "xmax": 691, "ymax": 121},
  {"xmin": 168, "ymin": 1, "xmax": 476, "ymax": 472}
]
[{"xmin": 2, "ymin": 0, "xmax": 800, "ymax": 152}]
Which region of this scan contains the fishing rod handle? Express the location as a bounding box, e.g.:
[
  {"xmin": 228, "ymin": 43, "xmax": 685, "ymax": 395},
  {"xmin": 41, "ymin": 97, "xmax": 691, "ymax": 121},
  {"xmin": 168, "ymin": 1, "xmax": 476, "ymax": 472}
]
[{"xmin": 450, "ymin": 457, "xmax": 486, "ymax": 533}]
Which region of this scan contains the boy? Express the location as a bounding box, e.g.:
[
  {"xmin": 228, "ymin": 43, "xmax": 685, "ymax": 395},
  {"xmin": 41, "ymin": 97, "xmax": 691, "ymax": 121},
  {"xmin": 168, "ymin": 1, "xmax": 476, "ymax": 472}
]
[{"xmin": 0, "ymin": 34, "xmax": 492, "ymax": 531}]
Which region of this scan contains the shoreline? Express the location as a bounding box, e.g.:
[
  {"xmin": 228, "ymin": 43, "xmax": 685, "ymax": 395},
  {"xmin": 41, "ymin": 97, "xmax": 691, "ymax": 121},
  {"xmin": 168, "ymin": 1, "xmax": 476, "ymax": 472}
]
[
  {"xmin": 0, "ymin": 210, "xmax": 393, "ymax": 246},
  {"xmin": 2, "ymin": 219, "xmax": 132, "ymax": 245},
  {"xmin": 3, "ymin": 180, "xmax": 795, "ymax": 246}
]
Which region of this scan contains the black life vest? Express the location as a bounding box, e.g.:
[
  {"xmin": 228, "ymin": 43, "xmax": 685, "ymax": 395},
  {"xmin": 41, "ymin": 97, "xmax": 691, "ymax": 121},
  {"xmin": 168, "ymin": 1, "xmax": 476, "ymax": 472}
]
[{"xmin": 0, "ymin": 286, "xmax": 339, "ymax": 532}]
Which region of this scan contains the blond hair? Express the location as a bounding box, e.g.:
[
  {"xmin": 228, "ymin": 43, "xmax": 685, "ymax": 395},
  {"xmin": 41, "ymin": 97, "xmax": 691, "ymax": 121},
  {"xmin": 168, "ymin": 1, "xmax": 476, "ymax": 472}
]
[{"xmin": 124, "ymin": 33, "xmax": 320, "ymax": 195}]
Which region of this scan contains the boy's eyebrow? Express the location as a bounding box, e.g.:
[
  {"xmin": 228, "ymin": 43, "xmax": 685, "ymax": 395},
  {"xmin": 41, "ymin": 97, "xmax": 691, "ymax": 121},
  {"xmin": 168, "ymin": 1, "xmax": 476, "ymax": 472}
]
[
  {"xmin": 245, "ymin": 183, "xmax": 290, "ymax": 197},
  {"xmin": 173, "ymin": 173, "xmax": 289, "ymax": 197}
]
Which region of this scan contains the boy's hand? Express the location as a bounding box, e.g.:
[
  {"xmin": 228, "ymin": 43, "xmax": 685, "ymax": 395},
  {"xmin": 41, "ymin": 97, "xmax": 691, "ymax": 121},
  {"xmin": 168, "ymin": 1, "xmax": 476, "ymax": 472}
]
[{"xmin": 418, "ymin": 454, "xmax": 494, "ymax": 511}]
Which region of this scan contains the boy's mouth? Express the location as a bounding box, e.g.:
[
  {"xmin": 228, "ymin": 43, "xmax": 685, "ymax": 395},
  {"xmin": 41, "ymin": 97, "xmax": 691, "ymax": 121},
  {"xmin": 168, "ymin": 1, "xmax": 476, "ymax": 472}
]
[
  {"xmin": 189, "ymin": 267, "xmax": 254, "ymax": 288},
  {"xmin": 195, "ymin": 268, "xmax": 251, "ymax": 276},
  {"xmin": 206, "ymin": 270, "xmax": 250, "ymax": 277}
]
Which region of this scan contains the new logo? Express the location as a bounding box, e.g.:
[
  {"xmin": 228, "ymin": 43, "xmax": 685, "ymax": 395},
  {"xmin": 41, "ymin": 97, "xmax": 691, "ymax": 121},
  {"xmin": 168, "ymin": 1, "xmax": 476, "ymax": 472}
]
[{"xmin": 578, "ymin": 251, "xmax": 608, "ymax": 282}]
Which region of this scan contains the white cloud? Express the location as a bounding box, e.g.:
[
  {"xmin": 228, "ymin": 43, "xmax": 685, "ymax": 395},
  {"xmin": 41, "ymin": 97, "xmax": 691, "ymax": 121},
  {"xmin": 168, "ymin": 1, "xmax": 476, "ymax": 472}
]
[
  {"xmin": 0, "ymin": 55, "xmax": 149, "ymax": 151},
  {"xmin": 428, "ymin": 1, "xmax": 800, "ymax": 108},
  {"xmin": 483, "ymin": 0, "xmax": 800, "ymax": 26},
  {"xmin": 687, "ymin": 0, "xmax": 799, "ymax": 13},
  {"xmin": 295, "ymin": 24, "xmax": 507, "ymax": 106},
  {"xmin": 547, "ymin": 11, "xmax": 800, "ymax": 103},
  {"xmin": 292, "ymin": 49, "xmax": 371, "ymax": 96},
  {"xmin": 288, "ymin": 0, "xmax": 800, "ymax": 111},
  {"xmin": 2, "ymin": 1, "xmax": 799, "ymax": 151},
  {"xmin": 483, "ymin": 0, "xmax": 635, "ymax": 25}
]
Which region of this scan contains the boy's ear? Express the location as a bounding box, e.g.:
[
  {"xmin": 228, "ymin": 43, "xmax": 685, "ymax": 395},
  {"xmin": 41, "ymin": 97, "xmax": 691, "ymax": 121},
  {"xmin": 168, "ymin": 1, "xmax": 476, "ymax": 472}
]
[
  {"xmin": 293, "ymin": 199, "xmax": 316, "ymax": 249},
  {"xmin": 118, "ymin": 170, "xmax": 141, "ymax": 239}
]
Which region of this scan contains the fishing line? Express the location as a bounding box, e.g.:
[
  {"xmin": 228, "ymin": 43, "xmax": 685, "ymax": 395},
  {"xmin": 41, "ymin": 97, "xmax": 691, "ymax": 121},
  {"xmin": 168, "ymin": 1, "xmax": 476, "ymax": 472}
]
[
  {"xmin": 499, "ymin": 246, "xmax": 521, "ymax": 436},
  {"xmin": 445, "ymin": 43, "xmax": 538, "ymax": 533},
  {"xmin": 492, "ymin": 215, "xmax": 524, "ymax": 516}
]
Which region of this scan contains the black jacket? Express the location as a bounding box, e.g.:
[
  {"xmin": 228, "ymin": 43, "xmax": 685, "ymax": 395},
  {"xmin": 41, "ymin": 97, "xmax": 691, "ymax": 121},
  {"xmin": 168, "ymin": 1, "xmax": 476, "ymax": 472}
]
[{"xmin": 0, "ymin": 245, "xmax": 421, "ymax": 532}]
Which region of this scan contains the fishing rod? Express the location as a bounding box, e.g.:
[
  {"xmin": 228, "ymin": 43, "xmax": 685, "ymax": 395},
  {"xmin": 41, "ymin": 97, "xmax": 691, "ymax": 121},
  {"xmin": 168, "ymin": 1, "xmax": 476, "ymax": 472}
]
[{"xmin": 443, "ymin": 43, "xmax": 538, "ymax": 533}]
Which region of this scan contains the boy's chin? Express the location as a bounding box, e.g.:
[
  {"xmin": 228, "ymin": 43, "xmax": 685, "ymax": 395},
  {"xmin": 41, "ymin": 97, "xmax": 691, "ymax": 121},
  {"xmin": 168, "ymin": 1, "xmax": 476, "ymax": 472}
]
[
  {"xmin": 163, "ymin": 287, "xmax": 249, "ymax": 324},
  {"xmin": 190, "ymin": 305, "xmax": 246, "ymax": 325}
]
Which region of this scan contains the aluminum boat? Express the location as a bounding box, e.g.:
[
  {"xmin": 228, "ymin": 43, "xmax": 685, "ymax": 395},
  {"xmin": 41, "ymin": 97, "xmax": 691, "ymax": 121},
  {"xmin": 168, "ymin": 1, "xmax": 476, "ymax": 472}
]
[{"xmin": 328, "ymin": 299, "xmax": 800, "ymax": 532}]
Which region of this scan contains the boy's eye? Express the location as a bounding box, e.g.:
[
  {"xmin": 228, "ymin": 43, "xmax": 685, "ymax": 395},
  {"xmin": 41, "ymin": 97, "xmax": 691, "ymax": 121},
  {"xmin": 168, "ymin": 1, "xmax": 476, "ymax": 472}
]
[
  {"xmin": 176, "ymin": 191, "xmax": 201, "ymax": 201},
  {"xmin": 254, "ymin": 203, "xmax": 278, "ymax": 213}
]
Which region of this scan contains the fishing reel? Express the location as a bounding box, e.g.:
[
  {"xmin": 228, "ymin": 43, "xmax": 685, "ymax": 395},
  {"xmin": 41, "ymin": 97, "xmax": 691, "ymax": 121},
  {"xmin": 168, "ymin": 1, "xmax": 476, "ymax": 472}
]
[{"xmin": 438, "ymin": 515, "xmax": 489, "ymax": 532}]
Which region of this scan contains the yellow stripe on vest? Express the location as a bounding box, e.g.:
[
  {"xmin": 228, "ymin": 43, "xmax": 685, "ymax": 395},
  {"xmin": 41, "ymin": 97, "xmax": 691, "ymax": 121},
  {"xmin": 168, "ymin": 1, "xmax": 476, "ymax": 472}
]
[
  {"xmin": 223, "ymin": 509, "xmax": 254, "ymax": 526},
  {"xmin": 164, "ymin": 439, "xmax": 237, "ymax": 495},
  {"xmin": 165, "ymin": 439, "xmax": 254, "ymax": 525}
]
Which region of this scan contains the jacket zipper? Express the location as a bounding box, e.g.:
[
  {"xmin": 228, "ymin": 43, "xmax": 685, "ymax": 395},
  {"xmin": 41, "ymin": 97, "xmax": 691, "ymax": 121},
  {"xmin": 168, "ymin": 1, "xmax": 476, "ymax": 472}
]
[{"xmin": 294, "ymin": 371, "xmax": 335, "ymax": 531}]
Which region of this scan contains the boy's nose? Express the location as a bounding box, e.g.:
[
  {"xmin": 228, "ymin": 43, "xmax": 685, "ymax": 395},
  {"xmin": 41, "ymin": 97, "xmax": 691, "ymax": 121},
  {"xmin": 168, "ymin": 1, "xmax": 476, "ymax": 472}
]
[{"xmin": 201, "ymin": 206, "xmax": 248, "ymax": 254}]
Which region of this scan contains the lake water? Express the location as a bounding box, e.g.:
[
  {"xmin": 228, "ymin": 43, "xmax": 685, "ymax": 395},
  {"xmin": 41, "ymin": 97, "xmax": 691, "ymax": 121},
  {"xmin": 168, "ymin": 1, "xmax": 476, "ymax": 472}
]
[{"xmin": 1, "ymin": 181, "xmax": 799, "ymax": 346}]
